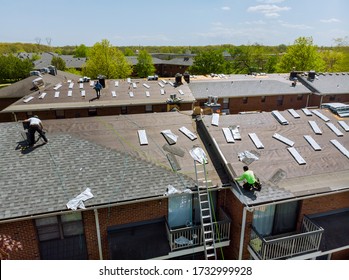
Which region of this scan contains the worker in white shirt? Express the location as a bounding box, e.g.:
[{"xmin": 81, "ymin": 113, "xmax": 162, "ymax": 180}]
[{"xmin": 23, "ymin": 115, "xmax": 48, "ymax": 146}]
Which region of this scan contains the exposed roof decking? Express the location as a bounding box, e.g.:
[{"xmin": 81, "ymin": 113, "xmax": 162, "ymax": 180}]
[
  {"xmin": 0, "ymin": 112, "xmax": 220, "ymax": 221},
  {"xmin": 200, "ymin": 109, "xmax": 349, "ymax": 205},
  {"xmin": 2, "ymin": 78, "xmax": 195, "ymax": 113}
]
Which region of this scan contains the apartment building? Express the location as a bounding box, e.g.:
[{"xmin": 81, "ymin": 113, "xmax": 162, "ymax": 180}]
[
  {"xmin": 197, "ymin": 108, "xmax": 349, "ymax": 259},
  {"xmin": 189, "ymin": 72, "xmax": 349, "ymax": 114},
  {"xmin": 1, "ymin": 77, "xmax": 195, "ymax": 121},
  {"xmin": 0, "ymin": 112, "xmax": 231, "ymax": 260}
]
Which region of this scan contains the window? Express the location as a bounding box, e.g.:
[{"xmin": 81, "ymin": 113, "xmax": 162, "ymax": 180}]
[
  {"xmin": 261, "ymin": 96, "xmax": 266, "ymax": 103},
  {"xmin": 121, "ymin": 106, "xmax": 127, "ymax": 114},
  {"xmin": 329, "ymin": 95, "xmax": 336, "ymax": 101},
  {"xmin": 223, "ymin": 98, "xmax": 229, "ymax": 109},
  {"xmin": 145, "ymin": 104, "xmax": 153, "ymax": 113},
  {"xmin": 35, "ymin": 212, "xmax": 84, "ymax": 241},
  {"xmin": 56, "ymin": 110, "xmax": 65, "ymax": 119},
  {"xmin": 88, "ymin": 108, "xmax": 97, "ymax": 116},
  {"xmin": 277, "ymin": 96, "xmax": 284, "ymax": 106},
  {"xmin": 297, "ymin": 94, "xmax": 303, "ymax": 101},
  {"xmin": 168, "ymin": 194, "xmax": 192, "ymax": 228},
  {"xmin": 243, "ymin": 97, "xmax": 248, "ymax": 104},
  {"xmin": 35, "ymin": 212, "xmax": 87, "ymax": 260},
  {"xmin": 252, "ymin": 201, "xmax": 299, "ymax": 237}
]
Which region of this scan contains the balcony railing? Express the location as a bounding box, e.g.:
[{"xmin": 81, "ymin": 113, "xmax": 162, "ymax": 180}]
[
  {"xmin": 165, "ymin": 208, "xmax": 231, "ymax": 251},
  {"xmin": 249, "ymin": 216, "xmax": 324, "ymax": 260}
]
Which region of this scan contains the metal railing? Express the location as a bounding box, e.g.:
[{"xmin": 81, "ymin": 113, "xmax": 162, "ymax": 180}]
[
  {"xmin": 165, "ymin": 208, "xmax": 231, "ymax": 251},
  {"xmin": 249, "ymin": 216, "xmax": 324, "ymax": 260}
]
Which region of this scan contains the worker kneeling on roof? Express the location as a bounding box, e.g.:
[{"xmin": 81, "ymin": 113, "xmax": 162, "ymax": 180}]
[
  {"xmin": 23, "ymin": 115, "xmax": 48, "ymax": 147},
  {"xmin": 234, "ymin": 165, "xmax": 261, "ymax": 192}
]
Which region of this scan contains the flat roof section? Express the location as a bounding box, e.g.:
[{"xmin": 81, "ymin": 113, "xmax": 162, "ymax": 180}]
[
  {"xmin": 200, "ymin": 109, "xmax": 349, "ymax": 205},
  {"xmin": 1, "ymin": 78, "xmax": 195, "ymax": 113}
]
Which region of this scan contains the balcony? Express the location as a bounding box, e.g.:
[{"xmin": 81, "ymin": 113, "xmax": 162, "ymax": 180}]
[
  {"xmin": 162, "ymin": 208, "xmax": 231, "ymax": 258},
  {"xmin": 249, "ymin": 216, "xmax": 324, "ymax": 260}
]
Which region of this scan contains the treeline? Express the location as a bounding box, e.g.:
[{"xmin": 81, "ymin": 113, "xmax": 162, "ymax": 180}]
[{"xmin": 0, "ymin": 37, "xmax": 349, "ymax": 83}]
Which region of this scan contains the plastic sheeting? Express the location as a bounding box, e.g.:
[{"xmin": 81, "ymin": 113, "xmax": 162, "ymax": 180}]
[
  {"xmin": 238, "ymin": 150, "xmax": 259, "ymax": 165},
  {"xmin": 66, "ymin": 188, "xmax": 94, "ymax": 210},
  {"xmin": 189, "ymin": 146, "xmax": 208, "ymax": 164}
]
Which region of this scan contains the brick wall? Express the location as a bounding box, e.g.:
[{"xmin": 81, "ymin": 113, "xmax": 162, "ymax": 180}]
[
  {"xmin": 299, "ymin": 192, "xmax": 349, "ymax": 217},
  {"xmin": 83, "ymin": 198, "xmax": 168, "ymax": 260},
  {"xmin": 0, "ymin": 219, "xmax": 40, "ymax": 260},
  {"xmin": 217, "ymin": 189, "xmax": 253, "ymax": 260},
  {"xmin": 218, "ymin": 190, "xmax": 349, "ymax": 260},
  {"xmin": 195, "ymin": 94, "xmax": 309, "ymax": 114}
]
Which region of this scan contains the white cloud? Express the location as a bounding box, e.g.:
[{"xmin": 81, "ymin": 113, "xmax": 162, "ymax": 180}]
[
  {"xmin": 221, "ymin": 6, "xmax": 231, "ymax": 11},
  {"xmin": 257, "ymin": 0, "xmax": 285, "ymax": 3},
  {"xmin": 281, "ymin": 23, "xmax": 313, "ymax": 30},
  {"xmin": 247, "ymin": 4, "xmax": 291, "ymax": 18},
  {"xmin": 320, "ymin": 18, "xmax": 341, "ymax": 23},
  {"xmin": 243, "ymin": 20, "xmax": 266, "ymax": 25}
]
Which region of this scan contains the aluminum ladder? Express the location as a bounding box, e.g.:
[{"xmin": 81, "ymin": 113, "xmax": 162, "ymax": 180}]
[{"xmin": 194, "ymin": 161, "xmax": 217, "ymax": 260}]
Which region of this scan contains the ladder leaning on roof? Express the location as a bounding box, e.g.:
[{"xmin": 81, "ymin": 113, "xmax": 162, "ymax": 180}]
[{"xmin": 194, "ymin": 161, "xmax": 217, "ymax": 260}]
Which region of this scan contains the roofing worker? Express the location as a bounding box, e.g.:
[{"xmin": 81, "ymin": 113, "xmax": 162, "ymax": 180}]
[
  {"xmin": 234, "ymin": 165, "xmax": 261, "ymax": 191},
  {"xmin": 93, "ymin": 80, "xmax": 102, "ymax": 99},
  {"xmin": 23, "ymin": 115, "xmax": 48, "ymax": 146}
]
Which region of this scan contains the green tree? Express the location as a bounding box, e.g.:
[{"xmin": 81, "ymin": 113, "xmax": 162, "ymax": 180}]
[
  {"xmin": 123, "ymin": 48, "xmax": 135, "ymax": 56},
  {"xmin": 74, "ymin": 44, "xmax": 88, "ymax": 58},
  {"xmin": 189, "ymin": 49, "xmax": 227, "ymax": 75},
  {"xmin": 0, "ymin": 54, "xmax": 33, "ymax": 82},
  {"xmin": 134, "ymin": 50, "xmax": 156, "ymax": 78},
  {"xmin": 82, "ymin": 39, "xmax": 132, "ymax": 79},
  {"xmin": 320, "ymin": 50, "xmax": 344, "ymax": 72},
  {"xmin": 51, "ymin": 56, "xmax": 66, "ymax": 70},
  {"xmin": 276, "ymin": 37, "xmax": 325, "ymax": 72}
]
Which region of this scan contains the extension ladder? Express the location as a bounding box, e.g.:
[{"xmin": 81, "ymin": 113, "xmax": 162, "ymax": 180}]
[{"xmin": 194, "ymin": 161, "xmax": 217, "ymax": 260}]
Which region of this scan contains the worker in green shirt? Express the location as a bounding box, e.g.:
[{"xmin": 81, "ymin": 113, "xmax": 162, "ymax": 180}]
[{"xmin": 234, "ymin": 166, "xmax": 261, "ymax": 191}]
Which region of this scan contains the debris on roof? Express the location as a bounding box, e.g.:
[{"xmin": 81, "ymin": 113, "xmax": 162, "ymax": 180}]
[{"xmin": 66, "ymin": 188, "xmax": 94, "ymax": 210}]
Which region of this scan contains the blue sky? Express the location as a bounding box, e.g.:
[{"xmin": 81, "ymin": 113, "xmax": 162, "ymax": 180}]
[{"xmin": 0, "ymin": 0, "xmax": 347, "ymax": 47}]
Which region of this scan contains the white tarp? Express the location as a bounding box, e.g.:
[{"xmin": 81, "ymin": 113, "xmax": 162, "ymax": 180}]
[
  {"xmin": 66, "ymin": 188, "xmax": 94, "ymax": 210},
  {"xmin": 189, "ymin": 147, "xmax": 208, "ymax": 164},
  {"xmin": 164, "ymin": 185, "xmax": 192, "ymax": 196}
]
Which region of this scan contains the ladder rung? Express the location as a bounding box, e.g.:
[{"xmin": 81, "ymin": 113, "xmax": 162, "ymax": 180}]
[
  {"xmin": 206, "ymin": 245, "xmax": 215, "ymax": 250},
  {"xmin": 207, "ymin": 254, "xmax": 216, "ymax": 258},
  {"xmin": 204, "ymin": 230, "xmax": 212, "ymax": 234},
  {"xmin": 203, "ymin": 222, "xmax": 211, "ymax": 226},
  {"xmin": 201, "ymin": 200, "xmax": 209, "ymax": 204},
  {"xmin": 202, "ymin": 215, "xmax": 211, "ymax": 219},
  {"xmin": 205, "ymin": 238, "xmax": 213, "ymax": 242}
]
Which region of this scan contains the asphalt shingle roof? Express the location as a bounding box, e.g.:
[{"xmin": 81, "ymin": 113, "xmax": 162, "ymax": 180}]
[
  {"xmin": 300, "ymin": 72, "xmax": 349, "ymax": 94},
  {"xmin": 1, "ymin": 112, "xmax": 221, "ymax": 221},
  {"xmin": 189, "ymin": 74, "xmax": 311, "ymax": 99}
]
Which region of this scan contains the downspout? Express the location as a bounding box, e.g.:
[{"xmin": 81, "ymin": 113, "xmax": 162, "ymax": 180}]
[
  {"xmin": 238, "ymin": 206, "xmax": 247, "ymax": 260},
  {"xmin": 306, "ymin": 93, "xmax": 310, "ymax": 107},
  {"xmin": 319, "ymin": 95, "xmax": 324, "ymax": 108},
  {"xmin": 12, "ymin": 112, "xmax": 17, "ymax": 122},
  {"xmin": 94, "ymin": 209, "xmax": 103, "ymax": 260}
]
